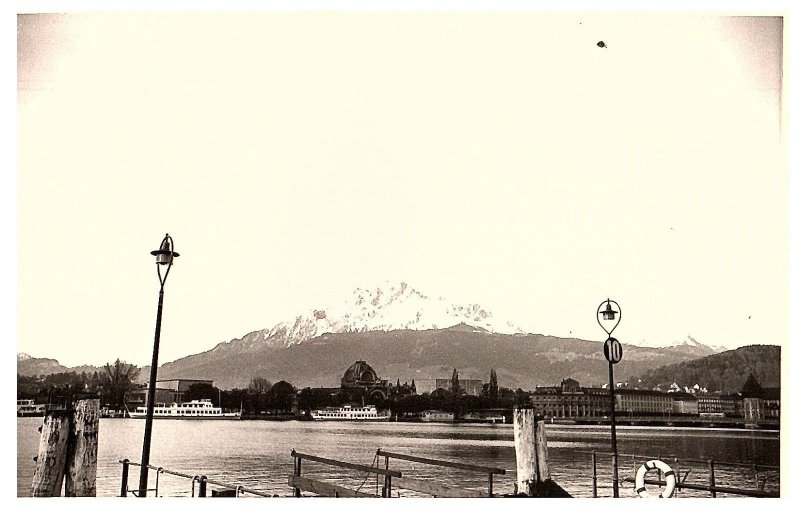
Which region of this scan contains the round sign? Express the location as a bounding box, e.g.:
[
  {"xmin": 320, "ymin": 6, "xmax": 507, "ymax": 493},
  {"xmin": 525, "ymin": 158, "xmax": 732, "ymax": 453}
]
[{"xmin": 604, "ymin": 337, "xmax": 623, "ymax": 364}]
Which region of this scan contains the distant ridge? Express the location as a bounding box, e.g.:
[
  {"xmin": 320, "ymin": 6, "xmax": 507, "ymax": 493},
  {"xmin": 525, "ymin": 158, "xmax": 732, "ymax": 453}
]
[
  {"xmin": 155, "ymin": 324, "xmax": 721, "ymax": 390},
  {"xmin": 624, "ymin": 345, "xmax": 780, "ymax": 393}
]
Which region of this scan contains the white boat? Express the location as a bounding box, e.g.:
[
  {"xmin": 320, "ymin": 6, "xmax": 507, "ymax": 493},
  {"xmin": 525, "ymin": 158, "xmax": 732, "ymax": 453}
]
[
  {"xmin": 310, "ymin": 404, "xmax": 391, "ymax": 421},
  {"xmin": 128, "ymin": 399, "xmax": 241, "ymax": 420},
  {"xmin": 17, "ymin": 399, "xmax": 46, "ymax": 417}
]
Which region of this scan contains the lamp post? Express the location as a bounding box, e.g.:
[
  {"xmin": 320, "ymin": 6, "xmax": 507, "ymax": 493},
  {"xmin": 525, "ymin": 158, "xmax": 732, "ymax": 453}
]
[
  {"xmin": 138, "ymin": 234, "xmax": 179, "ymax": 497},
  {"xmin": 597, "ymin": 298, "xmax": 622, "ymax": 498}
]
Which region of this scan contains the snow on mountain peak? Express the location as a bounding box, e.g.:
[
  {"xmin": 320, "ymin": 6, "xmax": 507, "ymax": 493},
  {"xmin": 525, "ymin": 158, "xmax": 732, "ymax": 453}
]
[
  {"xmin": 628, "ymin": 335, "xmax": 727, "ymax": 353},
  {"xmin": 257, "ymin": 282, "xmax": 524, "ymax": 347}
]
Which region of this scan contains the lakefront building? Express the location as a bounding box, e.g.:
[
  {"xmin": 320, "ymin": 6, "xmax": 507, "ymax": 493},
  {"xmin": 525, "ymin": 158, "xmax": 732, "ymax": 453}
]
[
  {"xmin": 529, "ymin": 378, "xmax": 611, "ymax": 419},
  {"xmin": 125, "ymin": 378, "xmax": 214, "ymax": 408},
  {"xmin": 615, "ymin": 389, "xmax": 673, "ymax": 416}
]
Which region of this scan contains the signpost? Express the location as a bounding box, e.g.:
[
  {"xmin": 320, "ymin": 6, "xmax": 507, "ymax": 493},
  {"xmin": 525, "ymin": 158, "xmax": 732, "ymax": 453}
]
[
  {"xmin": 603, "ymin": 337, "xmax": 623, "ymax": 364},
  {"xmin": 597, "ymin": 299, "xmax": 622, "ymax": 498}
]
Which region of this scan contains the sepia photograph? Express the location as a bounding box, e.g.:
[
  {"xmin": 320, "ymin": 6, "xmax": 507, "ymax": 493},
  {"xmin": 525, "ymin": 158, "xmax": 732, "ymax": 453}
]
[{"xmin": 13, "ymin": 0, "xmax": 791, "ymax": 500}]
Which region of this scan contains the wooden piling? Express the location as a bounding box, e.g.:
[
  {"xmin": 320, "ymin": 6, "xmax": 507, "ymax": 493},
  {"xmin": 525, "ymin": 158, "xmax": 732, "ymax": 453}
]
[
  {"xmin": 535, "ymin": 418, "xmax": 550, "ymax": 481},
  {"xmin": 513, "ymin": 406, "xmax": 538, "ymax": 494},
  {"xmin": 30, "ymin": 410, "xmax": 71, "ymax": 496},
  {"xmin": 512, "ymin": 407, "xmax": 570, "ymax": 497},
  {"xmin": 65, "ymin": 398, "xmax": 100, "ymax": 496}
]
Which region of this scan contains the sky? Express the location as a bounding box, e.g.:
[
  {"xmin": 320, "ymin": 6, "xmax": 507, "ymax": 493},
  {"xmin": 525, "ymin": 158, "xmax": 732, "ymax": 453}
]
[{"xmin": 12, "ymin": 8, "xmax": 790, "ymax": 368}]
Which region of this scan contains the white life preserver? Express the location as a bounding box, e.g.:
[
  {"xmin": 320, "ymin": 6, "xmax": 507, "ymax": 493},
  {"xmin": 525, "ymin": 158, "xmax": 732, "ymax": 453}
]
[{"xmin": 634, "ymin": 459, "xmax": 676, "ymax": 498}]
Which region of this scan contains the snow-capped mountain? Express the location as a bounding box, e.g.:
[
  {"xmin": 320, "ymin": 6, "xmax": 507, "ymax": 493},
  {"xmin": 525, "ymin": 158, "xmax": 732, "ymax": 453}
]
[
  {"xmin": 672, "ymin": 335, "xmax": 727, "ymax": 353},
  {"xmin": 230, "ymin": 282, "xmax": 524, "ymax": 349},
  {"xmin": 629, "ymin": 335, "xmax": 726, "ymax": 354}
]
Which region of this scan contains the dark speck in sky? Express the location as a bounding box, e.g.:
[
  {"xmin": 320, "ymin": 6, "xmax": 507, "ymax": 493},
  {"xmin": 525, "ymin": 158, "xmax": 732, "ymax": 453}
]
[{"xmin": 597, "ymin": 41, "xmax": 607, "ymax": 48}]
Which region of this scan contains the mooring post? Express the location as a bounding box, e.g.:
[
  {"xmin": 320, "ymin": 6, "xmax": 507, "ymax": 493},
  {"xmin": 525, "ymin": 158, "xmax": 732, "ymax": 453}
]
[
  {"xmin": 65, "ymin": 398, "xmax": 99, "ymax": 496},
  {"xmin": 708, "ymin": 459, "xmax": 716, "ymax": 498},
  {"xmin": 513, "ymin": 406, "xmax": 539, "ymax": 495},
  {"xmin": 488, "ymin": 473, "xmax": 494, "ymax": 497},
  {"xmin": 383, "ymin": 473, "xmax": 392, "ymax": 498},
  {"xmin": 198, "ymin": 476, "xmax": 208, "ymax": 497},
  {"xmin": 591, "ymin": 452, "xmax": 598, "ymax": 498},
  {"xmin": 293, "ymin": 454, "xmax": 302, "ymax": 497},
  {"xmin": 120, "ymin": 459, "xmax": 130, "ymax": 497},
  {"xmin": 31, "ymin": 410, "xmax": 72, "ymax": 496},
  {"xmin": 383, "ymin": 453, "xmax": 391, "ymax": 497},
  {"xmin": 535, "ymin": 418, "xmax": 550, "ymax": 481}
]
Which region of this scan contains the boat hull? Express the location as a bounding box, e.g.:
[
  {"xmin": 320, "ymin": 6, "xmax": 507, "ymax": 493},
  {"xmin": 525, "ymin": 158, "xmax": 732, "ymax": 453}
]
[
  {"xmin": 310, "ymin": 416, "xmax": 391, "ymax": 422},
  {"xmin": 128, "ymin": 413, "xmax": 241, "ymax": 420}
]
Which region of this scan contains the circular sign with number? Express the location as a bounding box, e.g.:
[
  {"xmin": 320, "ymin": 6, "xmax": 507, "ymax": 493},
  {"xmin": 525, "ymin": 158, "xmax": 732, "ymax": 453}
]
[{"xmin": 604, "ymin": 337, "xmax": 623, "ymax": 364}]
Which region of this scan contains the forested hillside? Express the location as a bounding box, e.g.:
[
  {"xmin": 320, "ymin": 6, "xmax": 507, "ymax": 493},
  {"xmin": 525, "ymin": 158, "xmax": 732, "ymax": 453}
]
[{"xmin": 625, "ymin": 345, "xmax": 780, "ymax": 393}]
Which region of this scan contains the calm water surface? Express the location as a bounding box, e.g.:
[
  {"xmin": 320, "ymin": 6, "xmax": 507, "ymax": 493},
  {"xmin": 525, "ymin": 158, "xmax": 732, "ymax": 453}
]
[{"xmin": 17, "ymin": 418, "xmax": 779, "ymax": 498}]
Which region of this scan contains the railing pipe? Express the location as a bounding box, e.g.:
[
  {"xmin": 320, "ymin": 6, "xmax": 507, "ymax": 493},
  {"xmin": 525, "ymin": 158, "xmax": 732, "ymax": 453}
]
[
  {"xmin": 376, "ymin": 450, "xmax": 505, "ymax": 474},
  {"xmin": 292, "ymin": 451, "xmax": 402, "ymax": 477},
  {"xmin": 708, "ymin": 459, "xmax": 716, "ymax": 498},
  {"xmin": 120, "ymin": 459, "xmax": 129, "ymax": 497},
  {"xmin": 155, "ymin": 467, "xmax": 163, "ymax": 497},
  {"xmin": 625, "ymin": 477, "xmax": 778, "ymax": 498},
  {"xmin": 574, "ymin": 451, "xmax": 778, "ymax": 471}
]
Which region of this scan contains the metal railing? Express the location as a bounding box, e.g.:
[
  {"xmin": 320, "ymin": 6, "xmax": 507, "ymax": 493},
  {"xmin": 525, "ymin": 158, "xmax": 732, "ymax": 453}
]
[
  {"xmin": 290, "ymin": 450, "xmax": 402, "ymax": 497},
  {"xmin": 575, "ymin": 451, "xmax": 779, "ymax": 498},
  {"xmin": 118, "ymin": 459, "xmax": 273, "ymax": 497},
  {"xmin": 376, "ymin": 449, "xmax": 506, "ymax": 497}
]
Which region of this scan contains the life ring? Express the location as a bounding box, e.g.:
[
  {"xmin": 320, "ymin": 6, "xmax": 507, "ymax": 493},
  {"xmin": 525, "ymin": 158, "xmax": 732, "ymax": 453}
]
[{"xmin": 635, "ymin": 459, "xmax": 676, "ymax": 498}]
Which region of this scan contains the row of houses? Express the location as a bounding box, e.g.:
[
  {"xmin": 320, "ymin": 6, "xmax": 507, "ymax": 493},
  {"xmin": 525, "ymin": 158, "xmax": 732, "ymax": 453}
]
[{"xmin": 530, "ymin": 377, "xmax": 780, "ymax": 422}]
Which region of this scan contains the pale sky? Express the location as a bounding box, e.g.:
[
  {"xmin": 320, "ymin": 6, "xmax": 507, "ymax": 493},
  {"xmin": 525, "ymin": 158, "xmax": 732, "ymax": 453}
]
[{"xmin": 14, "ymin": 10, "xmax": 789, "ymax": 368}]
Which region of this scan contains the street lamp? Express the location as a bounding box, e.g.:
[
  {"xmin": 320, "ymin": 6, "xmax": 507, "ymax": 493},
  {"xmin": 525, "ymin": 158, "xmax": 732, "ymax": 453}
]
[
  {"xmin": 597, "ymin": 298, "xmax": 621, "ymax": 498},
  {"xmin": 600, "ymin": 300, "xmax": 618, "ymax": 321},
  {"xmin": 138, "ymin": 234, "xmax": 179, "ymax": 497}
]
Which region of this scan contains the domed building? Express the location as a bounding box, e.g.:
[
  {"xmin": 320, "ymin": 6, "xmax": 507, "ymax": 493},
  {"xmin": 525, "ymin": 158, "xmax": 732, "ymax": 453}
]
[
  {"xmin": 341, "ymin": 360, "xmax": 389, "ymax": 400},
  {"xmin": 341, "ymin": 360, "xmax": 379, "ymax": 386},
  {"xmin": 340, "ymin": 360, "xmax": 416, "ymax": 401}
]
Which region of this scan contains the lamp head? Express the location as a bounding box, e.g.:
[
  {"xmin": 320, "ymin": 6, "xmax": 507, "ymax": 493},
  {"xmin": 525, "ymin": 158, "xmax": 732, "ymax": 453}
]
[
  {"xmin": 150, "ymin": 234, "xmax": 180, "ymax": 265},
  {"xmin": 601, "ymin": 300, "xmax": 617, "ymax": 320}
]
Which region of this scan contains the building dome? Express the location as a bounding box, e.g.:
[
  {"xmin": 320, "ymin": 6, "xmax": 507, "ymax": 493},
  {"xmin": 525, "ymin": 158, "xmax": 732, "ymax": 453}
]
[{"xmin": 341, "ymin": 360, "xmax": 379, "ymax": 386}]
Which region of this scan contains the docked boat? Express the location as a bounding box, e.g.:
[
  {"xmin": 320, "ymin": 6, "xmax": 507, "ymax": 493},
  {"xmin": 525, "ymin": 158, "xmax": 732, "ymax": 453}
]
[
  {"xmin": 17, "ymin": 399, "xmax": 46, "ymax": 417},
  {"xmin": 419, "ymin": 410, "xmax": 454, "ymax": 422},
  {"xmin": 128, "ymin": 399, "xmax": 241, "ymax": 420},
  {"xmin": 310, "ymin": 404, "xmax": 391, "ymax": 421}
]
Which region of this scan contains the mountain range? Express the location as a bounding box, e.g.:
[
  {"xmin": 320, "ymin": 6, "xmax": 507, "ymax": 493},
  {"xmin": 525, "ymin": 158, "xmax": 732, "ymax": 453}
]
[{"xmin": 18, "ymin": 283, "xmax": 743, "ymax": 390}]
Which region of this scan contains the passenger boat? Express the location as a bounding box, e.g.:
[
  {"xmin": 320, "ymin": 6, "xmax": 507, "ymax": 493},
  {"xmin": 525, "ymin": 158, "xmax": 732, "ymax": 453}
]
[
  {"xmin": 128, "ymin": 399, "xmax": 241, "ymax": 420},
  {"xmin": 17, "ymin": 399, "xmax": 46, "ymax": 417},
  {"xmin": 310, "ymin": 404, "xmax": 391, "ymax": 421}
]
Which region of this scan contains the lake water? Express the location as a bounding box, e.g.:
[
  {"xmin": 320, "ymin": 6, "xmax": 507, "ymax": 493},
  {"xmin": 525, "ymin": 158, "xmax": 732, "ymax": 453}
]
[{"xmin": 17, "ymin": 417, "xmax": 780, "ymax": 498}]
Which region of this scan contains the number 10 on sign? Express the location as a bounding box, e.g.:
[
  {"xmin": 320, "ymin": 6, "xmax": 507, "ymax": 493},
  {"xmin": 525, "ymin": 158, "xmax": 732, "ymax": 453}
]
[{"xmin": 604, "ymin": 337, "xmax": 623, "ymax": 364}]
